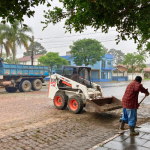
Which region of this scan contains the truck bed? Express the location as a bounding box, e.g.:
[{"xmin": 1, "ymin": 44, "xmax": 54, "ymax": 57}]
[{"xmin": 0, "ymin": 60, "xmax": 49, "ymax": 77}]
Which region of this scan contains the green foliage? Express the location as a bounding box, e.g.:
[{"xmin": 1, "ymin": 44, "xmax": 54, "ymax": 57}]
[
  {"xmin": 107, "ymin": 48, "xmax": 125, "ymax": 65},
  {"xmin": 1, "ymin": 53, "xmax": 18, "ymax": 64},
  {"xmin": 23, "ymin": 42, "xmax": 47, "ymax": 56},
  {"xmin": 38, "ymin": 52, "xmax": 69, "ymax": 72},
  {"xmin": 42, "ymin": 0, "xmax": 150, "ymax": 43},
  {"xmin": 123, "ymin": 52, "xmax": 146, "ymax": 79},
  {"xmin": 69, "ymin": 38, "xmax": 105, "ymax": 66},
  {"xmin": 0, "ymin": 0, "xmax": 51, "ymax": 26},
  {"xmin": 145, "ymin": 73, "xmax": 149, "ymax": 79},
  {"xmin": 0, "ymin": 20, "xmax": 32, "ymax": 62}
]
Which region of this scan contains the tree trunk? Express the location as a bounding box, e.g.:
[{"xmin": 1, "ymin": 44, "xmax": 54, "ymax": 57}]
[{"xmin": 12, "ymin": 42, "xmax": 16, "ymax": 64}]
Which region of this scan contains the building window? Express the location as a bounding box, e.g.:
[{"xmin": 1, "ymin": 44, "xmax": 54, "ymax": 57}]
[
  {"xmin": 102, "ymin": 60, "xmax": 105, "ymax": 67},
  {"xmin": 107, "ymin": 60, "xmax": 111, "ymax": 65}
]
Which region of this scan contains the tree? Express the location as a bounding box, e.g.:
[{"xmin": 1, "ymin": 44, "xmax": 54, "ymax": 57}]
[
  {"xmin": 0, "ymin": 0, "xmax": 50, "ymax": 26},
  {"xmin": 0, "ymin": 26, "xmax": 11, "ymax": 57},
  {"xmin": 38, "ymin": 52, "xmax": 69, "ymax": 72},
  {"xmin": 1, "ymin": 53, "xmax": 18, "ymax": 64},
  {"xmin": 106, "ymin": 49, "xmax": 125, "ymax": 65},
  {"xmin": 1, "ymin": 1, "xmax": 150, "ymax": 44},
  {"xmin": 123, "ymin": 53, "xmax": 146, "ymax": 80},
  {"xmin": 69, "ymin": 38, "xmax": 105, "ymax": 66},
  {"xmin": 0, "ymin": 20, "xmax": 32, "ymax": 62},
  {"xmin": 23, "ymin": 42, "xmax": 47, "ymax": 56},
  {"xmin": 42, "ymin": 0, "xmax": 150, "ymax": 43}
]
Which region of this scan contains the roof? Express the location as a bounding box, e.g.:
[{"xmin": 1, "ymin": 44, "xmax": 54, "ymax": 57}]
[
  {"xmin": 143, "ymin": 68, "xmax": 150, "ymax": 72},
  {"xmin": 18, "ymin": 55, "xmax": 43, "ymax": 62}
]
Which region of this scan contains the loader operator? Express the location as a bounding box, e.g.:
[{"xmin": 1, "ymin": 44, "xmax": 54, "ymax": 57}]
[
  {"xmin": 119, "ymin": 76, "xmax": 149, "ymax": 136},
  {"xmin": 71, "ymin": 71, "xmax": 78, "ymax": 82}
]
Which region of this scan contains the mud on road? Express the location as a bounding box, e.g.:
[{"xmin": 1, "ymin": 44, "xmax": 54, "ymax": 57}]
[{"xmin": 0, "ymin": 88, "xmax": 150, "ymax": 150}]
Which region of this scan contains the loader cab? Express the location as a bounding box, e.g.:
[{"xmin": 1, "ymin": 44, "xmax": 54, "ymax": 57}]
[{"xmin": 62, "ymin": 66, "xmax": 92, "ymax": 88}]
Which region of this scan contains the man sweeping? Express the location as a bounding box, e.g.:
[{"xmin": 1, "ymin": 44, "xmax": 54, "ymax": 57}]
[{"xmin": 119, "ymin": 76, "xmax": 149, "ymax": 136}]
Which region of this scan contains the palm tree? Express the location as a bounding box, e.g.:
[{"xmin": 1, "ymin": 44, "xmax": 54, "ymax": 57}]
[
  {"xmin": 0, "ymin": 20, "xmax": 32, "ymax": 63},
  {"xmin": 0, "ymin": 26, "xmax": 11, "ymax": 58}
]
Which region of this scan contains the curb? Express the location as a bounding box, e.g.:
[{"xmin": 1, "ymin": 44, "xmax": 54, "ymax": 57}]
[{"xmin": 89, "ymin": 130, "xmax": 128, "ymax": 150}]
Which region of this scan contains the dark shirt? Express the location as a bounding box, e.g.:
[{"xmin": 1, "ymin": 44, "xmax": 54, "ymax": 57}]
[{"xmin": 122, "ymin": 80, "xmax": 148, "ymax": 109}]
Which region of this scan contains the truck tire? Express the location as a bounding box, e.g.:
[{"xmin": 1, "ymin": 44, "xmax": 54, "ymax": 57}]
[
  {"xmin": 32, "ymin": 79, "xmax": 42, "ymax": 91},
  {"xmin": 5, "ymin": 87, "xmax": 17, "ymax": 93},
  {"xmin": 68, "ymin": 95, "xmax": 83, "ymax": 114},
  {"xmin": 21, "ymin": 80, "xmax": 31, "ymax": 92},
  {"xmin": 53, "ymin": 92, "xmax": 68, "ymax": 110},
  {"xmin": 18, "ymin": 81, "xmax": 23, "ymax": 92}
]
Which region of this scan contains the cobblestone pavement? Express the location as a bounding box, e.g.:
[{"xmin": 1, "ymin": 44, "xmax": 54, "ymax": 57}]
[{"xmin": 0, "ymin": 88, "xmax": 150, "ymax": 150}]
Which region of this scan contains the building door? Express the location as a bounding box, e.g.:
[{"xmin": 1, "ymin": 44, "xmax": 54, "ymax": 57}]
[
  {"xmin": 108, "ymin": 72, "xmax": 111, "ymax": 79},
  {"xmin": 101, "ymin": 72, "xmax": 105, "ymax": 79}
]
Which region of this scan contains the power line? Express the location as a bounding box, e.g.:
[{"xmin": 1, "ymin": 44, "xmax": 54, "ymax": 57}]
[
  {"xmin": 41, "ymin": 37, "xmax": 117, "ymax": 46},
  {"xmin": 35, "ymin": 30, "xmax": 116, "ymax": 40},
  {"xmin": 17, "ymin": 38, "xmax": 117, "ymax": 55}
]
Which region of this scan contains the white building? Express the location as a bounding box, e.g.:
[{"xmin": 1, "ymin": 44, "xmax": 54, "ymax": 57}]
[{"xmin": 18, "ymin": 55, "xmax": 43, "ymax": 65}]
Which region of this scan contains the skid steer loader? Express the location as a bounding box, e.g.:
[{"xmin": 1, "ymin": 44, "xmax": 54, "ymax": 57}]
[{"xmin": 48, "ymin": 66, "xmax": 122, "ymax": 114}]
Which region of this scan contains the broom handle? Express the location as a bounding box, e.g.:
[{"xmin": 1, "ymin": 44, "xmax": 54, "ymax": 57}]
[{"xmin": 139, "ymin": 95, "xmax": 147, "ymax": 105}]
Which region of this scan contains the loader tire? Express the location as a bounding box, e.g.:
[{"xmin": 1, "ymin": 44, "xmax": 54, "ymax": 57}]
[
  {"xmin": 54, "ymin": 92, "xmax": 68, "ymax": 110},
  {"xmin": 68, "ymin": 95, "xmax": 83, "ymax": 114},
  {"xmin": 5, "ymin": 87, "xmax": 17, "ymax": 93}
]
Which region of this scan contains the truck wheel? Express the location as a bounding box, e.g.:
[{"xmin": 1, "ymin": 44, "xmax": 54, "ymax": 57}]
[
  {"xmin": 68, "ymin": 95, "xmax": 83, "ymax": 114},
  {"xmin": 18, "ymin": 81, "xmax": 23, "ymax": 92},
  {"xmin": 32, "ymin": 79, "xmax": 42, "ymax": 91},
  {"xmin": 53, "ymin": 92, "xmax": 68, "ymax": 110},
  {"xmin": 5, "ymin": 87, "xmax": 17, "ymax": 93},
  {"xmin": 21, "ymin": 80, "xmax": 31, "ymax": 92}
]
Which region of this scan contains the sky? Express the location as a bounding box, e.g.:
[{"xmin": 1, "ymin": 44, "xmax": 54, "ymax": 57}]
[{"xmin": 15, "ymin": 0, "xmax": 150, "ymax": 63}]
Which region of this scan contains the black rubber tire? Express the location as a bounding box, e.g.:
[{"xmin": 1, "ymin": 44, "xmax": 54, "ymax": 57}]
[
  {"xmin": 32, "ymin": 79, "xmax": 42, "ymax": 91},
  {"xmin": 21, "ymin": 80, "xmax": 31, "ymax": 92},
  {"xmin": 53, "ymin": 92, "xmax": 68, "ymax": 110},
  {"xmin": 68, "ymin": 95, "xmax": 83, "ymax": 114},
  {"xmin": 18, "ymin": 81, "xmax": 23, "ymax": 92},
  {"xmin": 5, "ymin": 87, "xmax": 17, "ymax": 93}
]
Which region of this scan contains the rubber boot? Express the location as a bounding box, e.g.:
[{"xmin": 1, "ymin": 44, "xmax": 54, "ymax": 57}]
[
  {"xmin": 119, "ymin": 120, "xmax": 125, "ymax": 130},
  {"xmin": 130, "ymin": 126, "xmax": 139, "ymax": 136}
]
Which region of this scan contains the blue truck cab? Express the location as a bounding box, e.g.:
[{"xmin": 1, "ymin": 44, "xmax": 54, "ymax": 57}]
[{"xmin": 0, "ymin": 58, "xmax": 50, "ymax": 93}]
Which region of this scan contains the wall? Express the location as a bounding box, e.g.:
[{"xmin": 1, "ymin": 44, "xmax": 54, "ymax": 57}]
[
  {"xmin": 128, "ymin": 73, "xmax": 144, "ymax": 80},
  {"xmin": 19, "ymin": 58, "xmax": 39, "ymax": 65}
]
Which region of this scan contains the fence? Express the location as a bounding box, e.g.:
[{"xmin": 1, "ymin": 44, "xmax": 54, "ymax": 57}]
[
  {"xmin": 113, "ymin": 73, "xmax": 144, "ymax": 81},
  {"xmin": 112, "ymin": 76, "xmax": 128, "ymax": 81}
]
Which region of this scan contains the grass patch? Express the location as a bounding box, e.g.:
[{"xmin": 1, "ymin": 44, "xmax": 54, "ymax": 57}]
[
  {"xmin": 144, "ymin": 78, "xmax": 150, "ymax": 80},
  {"xmin": 51, "ymin": 136, "xmax": 56, "ymax": 140},
  {"xmin": 12, "ymin": 137, "xmax": 17, "ymax": 140},
  {"xmin": 36, "ymin": 129, "xmax": 41, "ymax": 133},
  {"xmin": 99, "ymin": 145, "xmax": 103, "ymax": 147},
  {"xmin": 33, "ymin": 134, "xmax": 39, "ymax": 138}
]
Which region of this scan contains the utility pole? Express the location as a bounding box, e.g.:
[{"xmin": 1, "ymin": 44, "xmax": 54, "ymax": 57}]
[{"xmin": 31, "ymin": 36, "xmax": 34, "ymax": 65}]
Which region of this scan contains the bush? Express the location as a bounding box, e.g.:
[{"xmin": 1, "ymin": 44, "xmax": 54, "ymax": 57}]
[{"xmin": 144, "ymin": 73, "xmax": 149, "ymax": 78}]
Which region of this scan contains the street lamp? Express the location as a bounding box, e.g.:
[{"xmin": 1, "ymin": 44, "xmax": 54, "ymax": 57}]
[{"xmin": 31, "ymin": 37, "xmax": 43, "ymax": 65}]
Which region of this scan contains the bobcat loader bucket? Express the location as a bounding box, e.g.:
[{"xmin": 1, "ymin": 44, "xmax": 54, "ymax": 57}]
[{"xmin": 85, "ymin": 96, "xmax": 122, "ymax": 113}]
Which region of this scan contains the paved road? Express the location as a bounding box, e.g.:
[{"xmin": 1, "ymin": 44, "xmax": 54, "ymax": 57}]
[
  {"xmin": 99, "ymin": 80, "xmax": 150, "ymax": 104},
  {"xmin": 0, "ymin": 80, "xmax": 150, "ymax": 150}
]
